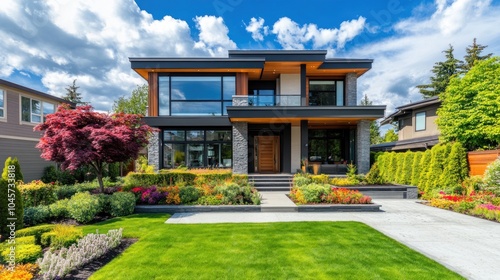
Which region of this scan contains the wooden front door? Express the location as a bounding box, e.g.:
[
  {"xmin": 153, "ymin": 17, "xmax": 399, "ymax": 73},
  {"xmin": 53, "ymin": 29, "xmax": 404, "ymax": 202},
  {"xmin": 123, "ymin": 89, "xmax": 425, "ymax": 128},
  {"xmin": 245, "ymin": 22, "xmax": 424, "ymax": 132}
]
[{"xmin": 256, "ymin": 136, "xmax": 280, "ymax": 173}]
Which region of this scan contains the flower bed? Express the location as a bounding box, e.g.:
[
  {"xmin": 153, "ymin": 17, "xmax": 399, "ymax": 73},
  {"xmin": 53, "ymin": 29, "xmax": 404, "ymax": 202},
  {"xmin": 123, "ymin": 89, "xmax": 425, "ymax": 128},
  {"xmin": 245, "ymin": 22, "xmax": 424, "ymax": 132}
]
[{"xmin": 428, "ymin": 191, "xmax": 500, "ymax": 219}]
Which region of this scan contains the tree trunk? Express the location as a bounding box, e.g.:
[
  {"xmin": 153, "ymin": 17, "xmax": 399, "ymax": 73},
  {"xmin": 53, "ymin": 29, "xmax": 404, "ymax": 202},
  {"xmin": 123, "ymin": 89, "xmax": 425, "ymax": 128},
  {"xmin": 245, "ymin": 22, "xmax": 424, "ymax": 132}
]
[{"xmin": 97, "ymin": 171, "xmax": 104, "ymax": 193}]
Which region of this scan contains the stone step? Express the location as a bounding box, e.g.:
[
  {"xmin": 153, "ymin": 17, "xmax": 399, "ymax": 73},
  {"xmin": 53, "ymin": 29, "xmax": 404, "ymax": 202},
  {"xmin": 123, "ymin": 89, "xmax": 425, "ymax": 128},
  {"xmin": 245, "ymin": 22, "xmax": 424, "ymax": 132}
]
[{"xmin": 255, "ymin": 186, "xmax": 292, "ymax": 192}]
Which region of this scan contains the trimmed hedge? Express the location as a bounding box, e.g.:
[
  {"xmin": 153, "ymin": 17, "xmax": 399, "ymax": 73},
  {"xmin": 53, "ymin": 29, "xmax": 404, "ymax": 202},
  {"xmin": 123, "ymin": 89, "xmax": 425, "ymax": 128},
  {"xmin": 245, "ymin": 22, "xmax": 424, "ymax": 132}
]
[
  {"xmin": 67, "ymin": 192, "xmax": 101, "ymax": 224},
  {"xmin": 41, "ymin": 225, "xmax": 83, "ymax": 250},
  {"xmin": 124, "ymin": 172, "xmax": 196, "ymax": 188},
  {"xmin": 109, "ymin": 192, "xmax": 136, "ymax": 217},
  {"xmin": 19, "ymin": 180, "xmax": 58, "ymax": 207},
  {"xmin": 16, "ymin": 224, "xmax": 56, "ymax": 245}
]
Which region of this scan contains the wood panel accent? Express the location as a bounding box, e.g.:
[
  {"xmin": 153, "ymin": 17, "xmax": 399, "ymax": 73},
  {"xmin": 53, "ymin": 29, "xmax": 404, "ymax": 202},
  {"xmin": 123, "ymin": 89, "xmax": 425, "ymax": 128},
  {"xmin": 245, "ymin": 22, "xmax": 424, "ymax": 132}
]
[
  {"xmin": 306, "ymin": 77, "xmax": 309, "ymax": 105},
  {"xmin": 236, "ymin": 73, "xmax": 248, "ymax": 95},
  {"xmin": 256, "ymin": 136, "xmax": 280, "ymax": 173},
  {"xmin": 147, "ymin": 72, "xmax": 158, "ymax": 117},
  {"xmin": 467, "ymin": 150, "xmax": 500, "ymax": 176}
]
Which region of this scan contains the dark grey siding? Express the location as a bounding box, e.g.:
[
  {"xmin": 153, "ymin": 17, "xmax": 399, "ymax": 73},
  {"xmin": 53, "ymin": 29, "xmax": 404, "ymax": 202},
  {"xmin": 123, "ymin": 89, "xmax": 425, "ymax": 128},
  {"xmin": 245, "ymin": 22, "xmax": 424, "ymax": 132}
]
[{"xmin": 0, "ymin": 138, "xmax": 55, "ymax": 182}]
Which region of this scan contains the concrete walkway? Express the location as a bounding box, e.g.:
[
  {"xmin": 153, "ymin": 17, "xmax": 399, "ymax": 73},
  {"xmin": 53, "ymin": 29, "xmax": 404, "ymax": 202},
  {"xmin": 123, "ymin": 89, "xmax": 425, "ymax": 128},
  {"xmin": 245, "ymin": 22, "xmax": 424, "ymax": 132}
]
[
  {"xmin": 167, "ymin": 199, "xmax": 500, "ymax": 280},
  {"xmin": 259, "ymin": 191, "xmax": 297, "ymax": 212}
]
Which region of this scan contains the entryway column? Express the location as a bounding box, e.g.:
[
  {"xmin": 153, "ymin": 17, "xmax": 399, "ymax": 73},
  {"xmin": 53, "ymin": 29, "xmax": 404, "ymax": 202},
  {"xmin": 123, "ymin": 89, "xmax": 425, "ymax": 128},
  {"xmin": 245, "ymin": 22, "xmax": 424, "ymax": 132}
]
[
  {"xmin": 346, "ymin": 73, "xmax": 357, "ymax": 106},
  {"xmin": 356, "ymin": 120, "xmax": 370, "ymax": 174},
  {"xmin": 232, "ymin": 122, "xmax": 248, "ymax": 174}
]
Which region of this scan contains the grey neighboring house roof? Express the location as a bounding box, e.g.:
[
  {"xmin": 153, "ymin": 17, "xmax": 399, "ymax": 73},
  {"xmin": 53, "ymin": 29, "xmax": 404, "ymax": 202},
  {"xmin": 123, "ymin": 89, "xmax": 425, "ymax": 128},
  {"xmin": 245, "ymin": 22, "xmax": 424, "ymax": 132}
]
[
  {"xmin": 370, "ymin": 135, "xmax": 440, "ymax": 152},
  {"xmin": 381, "ymin": 96, "xmax": 441, "ymax": 125},
  {"xmin": 0, "ymin": 79, "xmax": 74, "ymax": 105}
]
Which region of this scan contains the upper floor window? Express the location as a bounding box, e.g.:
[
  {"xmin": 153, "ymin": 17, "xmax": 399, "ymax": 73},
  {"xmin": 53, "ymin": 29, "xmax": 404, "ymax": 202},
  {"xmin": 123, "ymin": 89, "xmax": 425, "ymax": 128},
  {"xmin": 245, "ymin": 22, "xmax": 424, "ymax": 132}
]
[
  {"xmin": 0, "ymin": 89, "xmax": 5, "ymax": 118},
  {"xmin": 158, "ymin": 75, "xmax": 235, "ymax": 116},
  {"xmin": 309, "ymin": 80, "xmax": 344, "ymax": 106},
  {"xmin": 415, "ymin": 111, "xmax": 426, "ymax": 131},
  {"xmin": 21, "ymin": 96, "xmax": 55, "ymax": 123}
]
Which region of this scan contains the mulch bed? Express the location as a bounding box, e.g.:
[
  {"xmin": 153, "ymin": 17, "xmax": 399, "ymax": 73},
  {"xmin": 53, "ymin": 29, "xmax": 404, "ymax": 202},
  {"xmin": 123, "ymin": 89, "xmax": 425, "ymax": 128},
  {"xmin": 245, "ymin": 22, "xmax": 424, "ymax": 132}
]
[{"xmin": 56, "ymin": 238, "xmax": 137, "ymax": 280}]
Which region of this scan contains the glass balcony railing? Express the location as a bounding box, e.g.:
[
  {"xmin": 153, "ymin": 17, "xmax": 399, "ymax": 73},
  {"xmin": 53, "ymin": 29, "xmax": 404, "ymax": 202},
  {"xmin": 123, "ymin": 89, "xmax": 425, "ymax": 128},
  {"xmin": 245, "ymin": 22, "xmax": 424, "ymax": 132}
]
[{"xmin": 232, "ymin": 95, "xmax": 301, "ymax": 107}]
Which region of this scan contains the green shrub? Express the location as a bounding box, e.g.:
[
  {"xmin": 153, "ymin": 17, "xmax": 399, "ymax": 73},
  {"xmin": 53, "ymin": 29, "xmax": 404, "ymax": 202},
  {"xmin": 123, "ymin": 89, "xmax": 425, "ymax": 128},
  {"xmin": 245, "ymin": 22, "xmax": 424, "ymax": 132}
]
[
  {"xmin": 293, "ymin": 174, "xmax": 311, "ymax": 187},
  {"xmin": 299, "ymin": 183, "xmax": 330, "ymax": 203},
  {"xmin": 179, "ymin": 186, "xmax": 201, "ymax": 204},
  {"xmin": 410, "ymin": 152, "xmax": 423, "ymax": 186},
  {"xmin": 387, "ymin": 152, "xmax": 397, "ymax": 183},
  {"xmin": 15, "ymin": 235, "xmax": 36, "ymax": 245},
  {"xmin": 231, "ymin": 174, "xmax": 248, "ymax": 185},
  {"xmin": 394, "ymin": 152, "xmax": 405, "ymax": 184},
  {"xmin": 124, "ymin": 172, "xmax": 196, "ymax": 189},
  {"xmin": 68, "ymin": 192, "xmax": 101, "ymax": 223},
  {"xmin": 16, "ymin": 224, "xmax": 55, "ymax": 245},
  {"xmin": 483, "ymin": 158, "xmax": 500, "ymax": 195},
  {"xmin": 439, "ymin": 142, "xmax": 469, "ymax": 192},
  {"xmin": 1, "ymin": 243, "xmax": 42, "ymax": 264},
  {"xmin": 462, "ymin": 176, "xmax": 485, "ymax": 195},
  {"xmin": 24, "ymin": 205, "xmax": 50, "ymax": 227},
  {"xmin": 197, "ymin": 195, "xmax": 223, "ymax": 205},
  {"xmin": 54, "ymin": 181, "xmax": 99, "ymax": 200},
  {"xmin": 48, "ymin": 199, "xmax": 70, "ymax": 220},
  {"xmin": 329, "ymin": 177, "xmax": 358, "ymax": 186},
  {"xmin": 41, "ymin": 224, "xmax": 83, "ymax": 250},
  {"xmin": 400, "ymin": 151, "xmax": 414, "ymax": 185},
  {"xmin": 366, "ymin": 162, "xmax": 384, "ymax": 184},
  {"xmin": 18, "ymin": 180, "xmax": 58, "ymax": 207},
  {"xmin": 425, "ymin": 144, "xmax": 451, "ymax": 193},
  {"xmin": 417, "ymin": 150, "xmax": 433, "ymax": 192},
  {"xmin": 2, "ymin": 157, "xmax": 23, "ymax": 182},
  {"xmin": 310, "ymin": 174, "xmax": 329, "ymax": 184},
  {"xmin": 0, "ymin": 179, "xmax": 24, "ymax": 236},
  {"xmin": 110, "ymin": 192, "xmax": 136, "ymax": 217}
]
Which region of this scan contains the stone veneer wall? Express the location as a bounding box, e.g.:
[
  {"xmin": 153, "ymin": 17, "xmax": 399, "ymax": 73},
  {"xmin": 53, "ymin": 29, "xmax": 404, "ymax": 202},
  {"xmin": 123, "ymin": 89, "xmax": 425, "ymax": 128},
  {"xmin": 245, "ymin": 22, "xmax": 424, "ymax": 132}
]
[
  {"xmin": 356, "ymin": 120, "xmax": 370, "ymax": 174},
  {"xmin": 346, "ymin": 73, "xmax": 357, "ymax": 106},
  {"xmin": 232, "ymin": 122, "xmax": 248, "ymax": 174},
  {"xmin": 147, "ymin": 131, "xmax": 160, "ymax": 172}
]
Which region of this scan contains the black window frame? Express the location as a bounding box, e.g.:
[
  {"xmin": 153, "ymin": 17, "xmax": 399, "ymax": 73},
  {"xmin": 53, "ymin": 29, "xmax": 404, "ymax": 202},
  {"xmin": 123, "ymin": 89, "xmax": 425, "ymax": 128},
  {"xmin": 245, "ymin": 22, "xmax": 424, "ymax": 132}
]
[
  {"xmin": 157, "ymin": 73, "xmax": 235, "ymax": 116},
  {"xmin": 308, "ymin": 79, "xmax": 345, "ymax": 106},
  {"xmin": 415, "ymin": 111, "xmax": 426, "ymax": 132}
]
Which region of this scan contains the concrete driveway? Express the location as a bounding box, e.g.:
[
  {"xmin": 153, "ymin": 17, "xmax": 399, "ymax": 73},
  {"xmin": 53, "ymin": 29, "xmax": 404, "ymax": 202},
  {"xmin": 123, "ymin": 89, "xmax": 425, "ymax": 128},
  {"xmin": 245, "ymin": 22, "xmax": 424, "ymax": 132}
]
[{"xmin": 167, "ymin": 199, "xmax": 500, "ymax": 280}]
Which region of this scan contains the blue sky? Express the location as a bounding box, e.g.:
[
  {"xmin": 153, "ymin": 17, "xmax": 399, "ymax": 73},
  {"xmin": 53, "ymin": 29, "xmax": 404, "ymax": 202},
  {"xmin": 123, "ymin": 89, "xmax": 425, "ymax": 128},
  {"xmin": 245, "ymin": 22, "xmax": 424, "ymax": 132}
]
[{"xmin": 1, "ymin": 0, "xmax": 499, "ymax": 115}]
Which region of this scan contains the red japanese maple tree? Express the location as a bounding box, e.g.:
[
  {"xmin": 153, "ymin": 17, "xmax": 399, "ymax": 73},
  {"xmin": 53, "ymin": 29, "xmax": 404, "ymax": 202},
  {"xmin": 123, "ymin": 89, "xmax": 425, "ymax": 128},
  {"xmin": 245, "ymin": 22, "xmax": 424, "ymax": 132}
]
[{"xmin": 35, "ymin": 105, "xmax": 154, "ymax": 192}]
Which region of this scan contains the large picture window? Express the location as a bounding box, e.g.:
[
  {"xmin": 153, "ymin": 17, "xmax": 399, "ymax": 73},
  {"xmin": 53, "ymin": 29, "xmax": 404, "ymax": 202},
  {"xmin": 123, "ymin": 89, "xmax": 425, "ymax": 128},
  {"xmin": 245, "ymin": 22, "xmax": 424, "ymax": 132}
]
[
  {"xmin": 415, "ymin": 111, "xmax": 426, "ymax": 131},
  {"xmin": 0, "ymin": 89, "xmax": 5, "ymax": 118},
  {"xmin": 162, "ymin": 129, "xmax": 232, "ymax": 169},
  {"xmin": 308, "ymin": 129, "xmax": 348, "ymax": 164},
  {"xmin": 309, "ymin": 80, "xmax": 344, "ymax": 106},
  {"xmin": 21, "ymin": 96, "xmax": 55, "ymax": 123},
  {"xmin": 158, "ymin": 75, "xmax": 235, "ymax": 116}
]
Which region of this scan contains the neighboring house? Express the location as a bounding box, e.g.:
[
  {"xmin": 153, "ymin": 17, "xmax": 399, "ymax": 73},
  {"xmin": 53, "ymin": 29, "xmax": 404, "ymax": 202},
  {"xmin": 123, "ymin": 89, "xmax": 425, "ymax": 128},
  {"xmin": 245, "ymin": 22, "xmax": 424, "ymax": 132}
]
[
  {"xmin": 371, "ymin": 97, "xmax": 441, "ymax": 152},
  {"xmin": 130, "ymin": 50, "xmax": 385, "ymax": 174},
  {"xmin": 0, "ymin": 79, "xmax": 73, "ymax": 181}
]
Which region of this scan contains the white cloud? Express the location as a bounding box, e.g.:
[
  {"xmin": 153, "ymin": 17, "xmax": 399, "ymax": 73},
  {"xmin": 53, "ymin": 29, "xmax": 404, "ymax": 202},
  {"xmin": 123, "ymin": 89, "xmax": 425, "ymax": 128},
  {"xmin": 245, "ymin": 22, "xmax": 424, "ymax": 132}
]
[
  {"xmin": 245, "ymin": 17, "xmax": 268, "ymax": 41},
  {"xmin": 0, "ymin": 0, "xmax": 237, "ymax": 111},
  {"xmin": 347, "ymin": 0, "xmax": 500, "ymax": 116},
  {"xmin": 270, "ymin": 16, "xmax": 366, "ymax": 50},
  {"xmin": 194, "ymin": 16, "xmax": 237, "ymax": 57}
]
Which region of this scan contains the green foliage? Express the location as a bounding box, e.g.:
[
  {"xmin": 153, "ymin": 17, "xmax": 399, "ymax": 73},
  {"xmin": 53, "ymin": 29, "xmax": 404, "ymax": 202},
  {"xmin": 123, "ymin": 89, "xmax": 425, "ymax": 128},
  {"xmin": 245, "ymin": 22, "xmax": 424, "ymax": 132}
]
[
  {"xmin": 383, "ymin": 129, "xmax": 398, "ymax": 143},
  {"xmin": 41, "ymin": 224, "xmax": 83, "ymax": 250},
  {"xmin": 299, "ymin": 183, "xmax": 331, "ymax": 203},
  {"xmin": 400, "ymin": 151, "xmax": 414, "ymax": 185},
  {"xmin": 394, "ymin": 152, "xmax": 405, "ymax": 184},
  {"xmin": 135, "ymin": 155, "xmax": 155, "ymax": 173},
  {"xmin": 63, "ymin": 79, "xmax": 85, "ymax": 105},
  {"xmin": 2, "ymin": 157, "xmax": 23, "ymax": 182},
  {"xmin": 293, "ymin": 174, "xmax": 312, "ymax": 188},
  {"xmin": 366, "ymin": 162, "xmax": 384, "ymax": 184},
  {"xmin": 424, "ymin": 144, "xmax": 451, "ymax": 193},
  {"xmin": 377, "ymin": 153, "xmax": 389, "ymax": 182},
  {"xmin": 48, "ymin": 199, "xmax": 70, "ymax": 220},
  {"xmin": 439, "ymin": 142, "xmax": 469, "ymax": 191},
  {"xmin": 1, "ymin": 243, "xmax": 42, "ymax": 264},
  {"xmin": 0, "ymin": 179, "xmax": 24, "ymax": 236},
  {"xmin": 462, "ymin": 176, "xmax": 484, "ymax": 195},
  {"xmin": 459, "ymin": 38, "xmax": 492, "ymax": 73},
  {"xmin": 112, "ymin": 84, "xmax": 148, "ymax": 114},
  {"xmin": 211, "ymin": 183, "xmax": 259, "ymax": 205},
  {"xmin": 360, "ymin": 95, "xmax": 383, "ymax": 144},
  {"xmin": 18, "ymin": 180, "xmax": 58, "ymax": 207},
  {"xmin": 437, "ymin": 57, "xmax": 500, "ymax": 150},
  {"xmin": 410, "ymin": 152, "xmax": 423, "ymax": 186},
  {"xmin": 23, "ymin": 205, "xmax": 50, "ymax": 227},
  {"xmin": 109, "ymin": 192, "xmax": 136, "ymax": 217},
  {"xmin": 179, "ymin": 186, "xmax": 201, "ymax": 204},
  {"xmin": 417, "ymin": 150, "xmax": 433, "ymax": 191},
  {"xmin": 386, "ymin": 152, "xmax": 398, "ymax": 183},
  {"xmin": 417, "ymin": 45, "xmax": 462, "ymax": 98},
  {"xmin": 310, "ymin": 174, "xmax": 329, "ymax": 184},
  {"xmin": 124, "ymin": 172, "xmax": 196, "ymax": 189},
  {"xmin": 483, "ymin": 158, "xmax": 500, "ymax": 195},
  {"xmin": 16, "ymin": 224, "xmax": 56, "ymax": 245},
  {"xmin": 68, "ymin": 192, "xmax": 101, "ymax": 223}
]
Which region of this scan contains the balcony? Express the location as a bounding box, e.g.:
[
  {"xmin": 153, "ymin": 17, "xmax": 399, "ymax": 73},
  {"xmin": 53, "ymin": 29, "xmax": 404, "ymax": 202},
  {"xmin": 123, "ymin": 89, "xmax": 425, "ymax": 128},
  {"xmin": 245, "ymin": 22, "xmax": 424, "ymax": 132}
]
[{"xmin": 233, "ymin": 95, "xmax": 301, "ymax": 107}]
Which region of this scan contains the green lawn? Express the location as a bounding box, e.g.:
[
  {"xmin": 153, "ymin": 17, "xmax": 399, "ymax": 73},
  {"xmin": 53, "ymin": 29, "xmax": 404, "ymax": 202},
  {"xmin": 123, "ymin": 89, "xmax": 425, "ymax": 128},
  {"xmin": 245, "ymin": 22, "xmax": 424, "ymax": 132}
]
[{"xmin": 83, "ymin": 214, "xmax": 463, "ymax": 280}]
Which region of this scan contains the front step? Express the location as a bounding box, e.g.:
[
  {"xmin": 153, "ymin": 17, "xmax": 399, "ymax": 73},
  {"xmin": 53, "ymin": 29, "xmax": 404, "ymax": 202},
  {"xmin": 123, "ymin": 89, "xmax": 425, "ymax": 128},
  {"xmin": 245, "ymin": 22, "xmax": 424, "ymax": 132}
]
[{"xmin": 249, "ymin": 174, "xmax": 293, "ymax": 192}]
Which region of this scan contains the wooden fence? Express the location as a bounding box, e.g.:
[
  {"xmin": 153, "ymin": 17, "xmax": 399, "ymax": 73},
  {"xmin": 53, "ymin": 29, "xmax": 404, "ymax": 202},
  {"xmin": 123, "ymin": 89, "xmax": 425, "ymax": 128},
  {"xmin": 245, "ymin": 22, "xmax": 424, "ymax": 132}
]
[{"xmin": 467, "ymin": 150, "xmax": 500, "ymax": 176}]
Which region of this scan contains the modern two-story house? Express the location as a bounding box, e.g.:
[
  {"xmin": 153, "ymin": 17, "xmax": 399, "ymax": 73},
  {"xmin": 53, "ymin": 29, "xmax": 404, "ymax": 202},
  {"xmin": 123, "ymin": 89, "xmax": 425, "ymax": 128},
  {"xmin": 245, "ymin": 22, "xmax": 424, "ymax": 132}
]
[
  {"xmin": 130, "ymin": 50, "xmax": 385, "ymax": 175},
  {"xmin": 0, "ymin": 79, "xmax": 73, "ymax": 181},
  {"xmin": 371, "ymin": 97, "xmax": 441, "ymax": 152}
]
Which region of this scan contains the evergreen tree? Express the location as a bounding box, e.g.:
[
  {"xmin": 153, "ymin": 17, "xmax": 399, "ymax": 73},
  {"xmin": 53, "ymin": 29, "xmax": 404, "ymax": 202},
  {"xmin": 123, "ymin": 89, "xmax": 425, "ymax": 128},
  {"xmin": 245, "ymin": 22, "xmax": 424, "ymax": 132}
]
[
  {"xmin": 401, "ymin": 151, "xmax": 414, "ymax": 185},
  {"xmin": 63, "ymin": 79, "xmax": 86, "ymax": 105},
  {"xmin": 418, "ymin": 149, "xmax": 432, "ymax": 192},
  {"xmin": 394, "ymin": 152, "xmax": 406, "ymax": 184},
  {"xmin": 383, "ymin": 128, "xmax": 398, "ymax": 143},
  {"xmin": 459, "ymin": 38, "xmax": 492, "ymax": 73},
  {"xmin": 410, "ymin": 152, "xmax": 423, "ymax": 186},
  {"xmin": 417, "ymin": 45, "xmax": 462, "ymax": 98},
  {"xmin": 439, "ymin": 142, "xmax": 469, "ymax": 192},
  {"xmin": 2, "ymin": 157, "xmax": 23, "ymax": 182},
  {"xmin": 424, "ymin": 144, "xmax": 451, "ymax": 194},
  {"xmin": 360, "ymin": 94, "xmax": 382, "ymax": 144}
]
